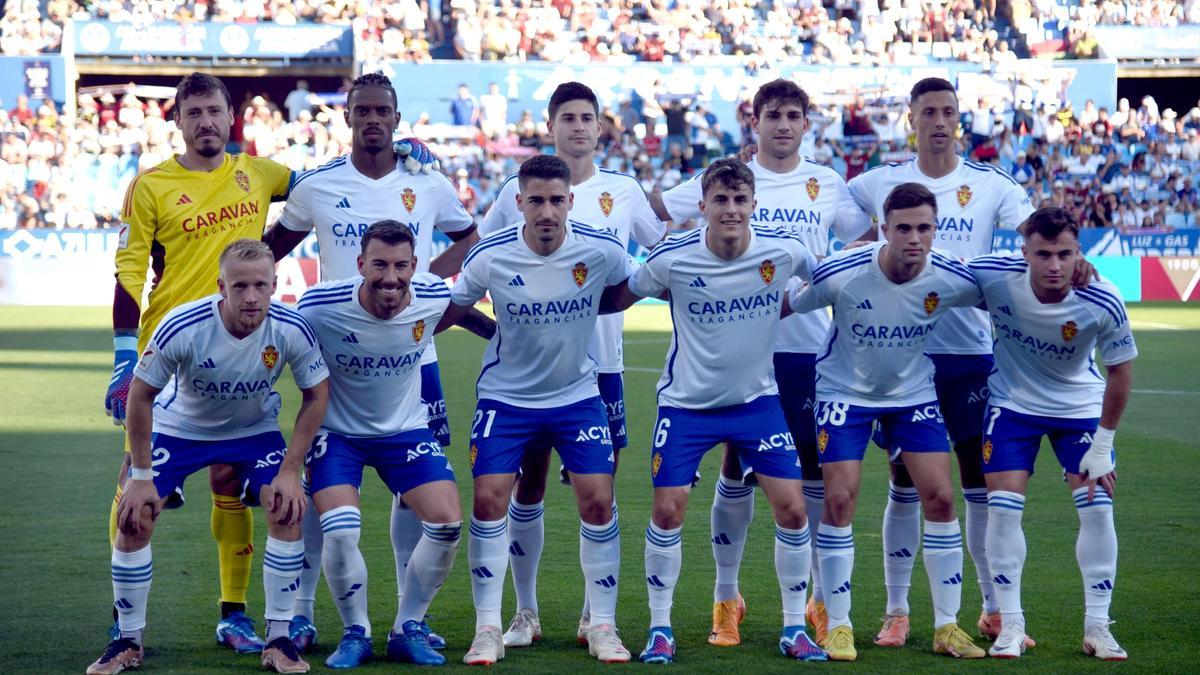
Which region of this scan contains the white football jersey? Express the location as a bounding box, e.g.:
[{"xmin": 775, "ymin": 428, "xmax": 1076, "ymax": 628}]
[
  {"xmin": 297, "ymin": 273, "xmax": 451, "ymax": 437},
  {"xmin": 662, "ymin": 157, "xmax": 871, "ymax": 354},
  {"xmin": 847, "ymin": 157, "xmax": 1033, "ymax": 355},
  {"xmin": 278, "ymin": 155, "xmax": 473, "ymax": 364},
  {"xmin": 135, "ymin": 296, "xmax": 329, "ymax": 441},
  {"xmin": 791, "ymin": 242, "xmax": 982, "ymax": 407},
  {"xmin": 629, "ymin": 226, "xmax": 817, "ymax": 409},
  {"xmin": 969, "ymin": 254, "xmax": 1137, "ymax": 419},
  {"xmin": 480, "ymin": 166, "xmax": 665, "ymax": 373},
  {"xmin": 451, "ymin": 221, "xmax": 635, "ymax": 408}
]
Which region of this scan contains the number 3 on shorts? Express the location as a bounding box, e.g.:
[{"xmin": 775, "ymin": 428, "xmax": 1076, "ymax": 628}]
[{"xmin": 815, "ymin": 401, "xmax": 849, "ymax": 427}]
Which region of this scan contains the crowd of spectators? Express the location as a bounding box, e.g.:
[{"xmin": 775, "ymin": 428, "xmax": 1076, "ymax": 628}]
[
  {"xmin": 4, "ymin": 0, "xmax": 1197, "ymax": 62},
  {"xmin": 2, "ymin": 79, "xmax": 1197, "ymax": 231}
]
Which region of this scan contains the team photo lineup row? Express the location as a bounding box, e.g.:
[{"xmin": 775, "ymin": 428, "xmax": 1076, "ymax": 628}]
[{"xmin": 88, "ymin": 71, "xmax": 1135, "ymax": 674}]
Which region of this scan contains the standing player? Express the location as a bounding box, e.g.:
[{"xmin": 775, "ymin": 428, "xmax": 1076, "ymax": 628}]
[
  {"xmin": 968, "ymin": 207, "xmax": 1134, "ymax": 660},
  {"xmin": 264, "ymin": 72, "xmax": 478, "ymax": 653},
  {"xmin": 296, "ymin": 222, "xmax": 495, "ymax": 668},
  {"xmin": 105, "ymin": 72, "xmax": 295, "ymax": 652},
  {"xmin": 846, "ymin": 77, "xmax": 1033, "ymax": 647},
  {"xmin": 443, "ymin": 155, "xmax": 635, "ymax": 665},
  {"xmin": 611, "ymin": 158, "xmax": 826, "ymax": 664},
  {"xmin": 478, "ymin": 81, "xmax": 665, "ymax": 646},
  {"xmin": 87, "ymin": 240, "xmax": 329, "ymax": 675},
  {"xmin": 654, "ymin": 79, "xmax": 871, "ymax": 648},
  {"xmin": 790, "ymin": 183, "xmax": 986, "ymax": 661}
]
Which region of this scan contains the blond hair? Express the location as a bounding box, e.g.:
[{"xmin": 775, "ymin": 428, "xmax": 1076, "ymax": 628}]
[{"xmin": 218, "ymin": 239, "xmax": 274, "ymax": 272}]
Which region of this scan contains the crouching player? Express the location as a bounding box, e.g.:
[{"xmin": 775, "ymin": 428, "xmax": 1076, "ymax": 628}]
[
  {"xmin": 295, "ymin": 221, "xmax": 494, "ymax": 667},
  {"xmin": 969, "ymin": 206, "xmax": 1136, "ymax": 660},
  {"xmin": 789, "ymin": 183, "xmax": 987, "ymax": 661},
  {"xmin": 88, "ymin": 240, "xmax": 330, "ymax": 675}
]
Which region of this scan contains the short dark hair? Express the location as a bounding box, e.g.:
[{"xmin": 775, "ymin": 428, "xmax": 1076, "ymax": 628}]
[
  {"xmin": 174, "ymin": 72, "xmax": 232, "ymax": 117},
  {"xmin": 548, "ymin": 81, "xmax": 599, "ymax": 121},
  {"xmin": 1019, "ymin": 206, "xmax": 1079, "ymax": 240},
  {"xmin": 360, "ymin": 220, "xmax": 415, "ymax": 255},
  {"xmin": 518, "ymin": 154, "xmax": 572, "ymax": 189},
  {"xmin": 752, "ymin": 79, "xmax": 810, "ymax": 119},
  {"xmin": 883, "ymin": 182, "xmax": 938, "ymax": 220},
  {"xmin": 700, "ymin": 157, "xmax": 755, "ymax": 197},
  {"xmin": 909, "ymin": 77, "xmax": 956, "ymax": 107},
  {"xmin": 349, "ymin": 72, "xmax": 397, "ymax": 108}
]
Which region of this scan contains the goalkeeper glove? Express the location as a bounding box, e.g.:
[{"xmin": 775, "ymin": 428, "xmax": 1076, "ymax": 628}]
[
  {"xmin": 105, "ymin": 335, "xmax": 138, "ymax": 426},
  {"xmin": 394, "ymin": 137, "xmax": 440, "ymax": 175}
]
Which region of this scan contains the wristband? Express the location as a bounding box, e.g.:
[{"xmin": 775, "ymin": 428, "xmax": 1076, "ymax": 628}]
[
  {"xmin": 129, "ymin": 467, "xmax": 153, "ymax": 481},
  {"xmin": 114, "ymin": 335, "xmax": 138, "ymax": 353},
  {"xmin": 1092, "ymin": 426, "xmax": 1115, "ymax": 452}
]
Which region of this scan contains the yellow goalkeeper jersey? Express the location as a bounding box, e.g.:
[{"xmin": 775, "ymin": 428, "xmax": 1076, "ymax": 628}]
[{"xmin": 116, "ymin": 153, "xmax": 293, "ymax": 352}]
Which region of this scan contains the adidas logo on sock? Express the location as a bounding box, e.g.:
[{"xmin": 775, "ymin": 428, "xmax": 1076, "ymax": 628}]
[
  {"xmin": 888, "ymin": 547, "xmax": 913, "ymax": 558},
  {"xmin": 942, "ymin": 572, "xmax": 963, "ymax": 585},
  {"xmin": 712, "ymin": 533, "xmax": 732, "ymax": 545},
  {"xmin": 689, "ymin": 276, "xmax": 707, "ymax": 288},
  {"xmin": 176, "ymin": 194, "xmax": 192, "ymax": 206},
  {"xmin": 508, "ymin": 541, "xmax": 526, "ymax": 557},
  {"xmin": 788, "ymin": 582, "xmax": 808, "ymax": 592},
  {"xmin": 856, "ymin": 298, "xmax": 874, "ymax": 310},
  {"xmin": 993, "ymin": 574, "xmax": 1013, "ymax": 585},
  {"xmin": 338, "ymin": 583, "xmax": 363, "ymax": 600},
  {"xmin": 647, "ymin": 575, "xmax": 666, "ymax": 587},
  {"xmin": 342, "ymin": 332, "xmax": 359, "ymax": 344},
  {"xmin": 471, "ymin": 566, "xmax": 494, "ymax": 579},
  {"xmin": 282, "ymin": 578, "xmax": 301, "ymax": 592},
  {"xmin": 335, "ymin": 197, "xmax": 351, "ymax": 209},
  {"xmin": 1091, "ymin": 579, "xmax": 1113, "ymax": 591},
  {"xmin": 508, "ymin": 275, "xmax": 526, "ymax": 286},
  {"xmin": 198, "ymin": 357, "xmax": 216, "ymax": 368},
  {"xmin": 594, "ymin": 574, "xmax": 617, "ymax": 588},
  {"xmin": 115, "ymin": 598, "xmax": 133, "ymax": 610},
  {"xmin": 831, "ymin": 581, "xmax": 852, "ymax": 594}
]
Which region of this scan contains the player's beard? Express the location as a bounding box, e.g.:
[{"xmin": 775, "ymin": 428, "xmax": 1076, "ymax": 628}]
[{"xmin": 192, "ymin": 130, "xmax": 226, "ymax": 158}]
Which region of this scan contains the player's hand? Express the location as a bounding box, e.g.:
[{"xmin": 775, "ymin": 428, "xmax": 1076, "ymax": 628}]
[
  {"xmin": 263, "ymin": 468, "xmax": 306, "ymax": 526},
  {"xmin": 1078, "ymin": 427, "xmax": 1117, "ymax": 502},
  {"xmin": 105, "ymin": 337, "xmax": 138, "ymax": 426},
  {"xmin": 735, "ymin": 143, "xmax": 758, "ymax": 163},
  {"xmin": 1071, "ymin": 257, "xmax": 1099, "ymax": 288},
  {"xmin": 394, "ymin": 137, "xmax": 440, "ymax": 175},
  {"xmin": 843, "ymin": 240, "xmax": 872, "ymax": 250},
  {"xmin": 117, "ymin": 477, "xmax": 162, "ymax": 536}
]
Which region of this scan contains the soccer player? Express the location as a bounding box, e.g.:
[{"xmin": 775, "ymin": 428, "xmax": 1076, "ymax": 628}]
[
  {"xmin": 789, "ymin": 183, "xmax": 987, "ymax": 661},
  {"xmin": 87, "ymin": 240, "xmax": 329, "ymax": 675},
  {"xmin": 104, "ymin": 72, "xmax": 295, "ymax": 652},
  {"xmin": 846, "ymin": 77, "xmax": 1034, "ymax": 647},
  {"xmin": 655, "ymin": 79, "xmax": 871, "ymax": 648},
  {"xmin": 296, "ymin": 221, "xmax": 495, "ymax": 668},
  {"xmin": 478, "ymin": 81, "xmax": 665, "ymax": 647},
  {"xmin": 968, "ymin": 207, "xmax": 1135, "ymax": 660},
  {"xmin": 442, "ymin": 154, "xmax": 636, "ymax": 665},
  {"xmin": 611, "ymin": 158, "xmax": 825, "ymax": 664},
  {"xmin": 264, "ymin": 72, "xmax": 477, "ymax": 654}
]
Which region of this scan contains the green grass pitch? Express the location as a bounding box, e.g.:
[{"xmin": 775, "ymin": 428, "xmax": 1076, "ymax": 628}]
[{"xmin": 1, "ymin": 303, "xmax": 1198, "ymax": 673}]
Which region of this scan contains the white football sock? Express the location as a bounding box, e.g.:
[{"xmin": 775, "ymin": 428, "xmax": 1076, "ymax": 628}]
[
  {"xmin": 711, "ymin": 476, "xmax": 754, "ymax": 602},
  {"xmin": 468, "ymin": 517, "xmax": 508, "ymax": 630},
  {"xmin": 321, "ymin": 506, "xmax": 370, "ymax": 635},
  {"xmin": 985, "ymin": 491, "xmax": 1026, "ymax": 619},
  {"xmin": 802, "ymin": 480, "xmax": 825, "ymax": 604},
  {"xmin": 882, "ymin": 482, "xmax": 920, "ymax": 615},
  {"xmin": 263, "ymin": 536, "xmax": 305, "ymax": 627},
  {"xmin": 580, "ymin": 516, "xmax": 621, "ymax": 626},
  {"xmin": 395, "ymin": 522, "xmax": 461, "ymax": 630},
  {"xmin": 922, "ymin": 519, "xmax": 964, "ymax": 628},
  {"xmin": 112, "ymin": 545, "xmax": 152, "ymax": 642},
  {"xmin": 391, "ymin": 495, "xmax": 422, "ymax": 618},
  {"xmin": 644, "ymin": 522, "xmax": 682, "ymax": 628},
  {"xmin": 963, "ymin": 487, "xmax": 996, "ymax": 613},
  {"xmin": 293, "ymin": 492, "xmax": 321, "ymax": 621},
  {"xmin": 816, "ymin": 523, "xmax": 854, "ymax": 630},
  {"xmin": 1074, "ymin": 486, "xmax": 1117, "ymax": 626},
  {"xmin": 775, "ymin": 524, "xmax": 812, "ymax": 627},
  {"xmin": 506, "ymin": 498, "xmax": 544, "ymax": 615}
]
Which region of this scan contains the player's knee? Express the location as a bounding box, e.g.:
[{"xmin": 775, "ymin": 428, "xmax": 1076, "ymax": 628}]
[
  {"xmin": 890, "ymin": 461, "xmax": 915, "ymax": 487},
  {"xmin": 651, "ymin": 498, "xmax": 686, "ymax": 530},
  {"xmin": 823, "ymin": 487, "xmax": 857, "ymax": 523},
  {"xmin": 421, "ymin": 502, "xmax": 463, "ymax": 525},
  {"xmin": 267, "ymin": 519, "xmax": 302, "ymax": 541},
  {"xmin": 922, "ymin": 487, "xmax": 956, "ymax": 521},
  {"xmin": 513, "ymin": 473, "xmax": 547, "ymax": 504},
  {"xmin": 208, "ymin": 464, "xmax": 241, "ymax": 496},
  {"xmin": 773, "ymin": 500, "xmax": 808, "ymax": 530},
  {"xmin": 472, "ymin": 483, "xmax": 510, "ymax": 521},
  {"xmin": 579, "ymin": 497, "xmax": 613, "ymax": 525}
]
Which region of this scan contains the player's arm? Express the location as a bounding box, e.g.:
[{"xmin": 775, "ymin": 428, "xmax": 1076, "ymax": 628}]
[
  {"xmin": 435, "ymin": 303, "xmax": 496, "ymax": 339},
  {"xmin": 267, "ymin": 379, "xmax": 328, "ymax": 526},
  {"xmin": 263, "ymin": 174, "xmax": 315, "ymax": 260},
  {"xmin": 1078, "ymin": 359, "xmax": 1132, "ymax": 502},
  {"xmin": 263, "ymin": 224, "xmax": 310, "ymax": 261},
  {"xmin": 108, "ymin": 175, "xmax": 160, "ymax": 424},
  {"xmin": 117, "ymin": 375, "xmax": 165, "ymax": 534},
  {"xmin": 599, "ymin": 278, "xmax": 648, "ymax": 314},
  {"xmin": 649, "ymin": 174, "xmax": 704, "ymax": 224},
  {"xmin": 429, "ymin": 225, "xmax": 480, "ymax": 278}
]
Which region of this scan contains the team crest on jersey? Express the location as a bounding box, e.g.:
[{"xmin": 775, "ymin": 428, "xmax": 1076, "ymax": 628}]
[
  {"xmin": 651, "ymin": 451, "xmax": 663, "ymax": 477},
  {"xmin": 402, "ymin": 187, "xmax": 416, "ymax": 214},
  {"xmin": 982, "ymin": 439, "xmax": 993, "ymax": 464},
  {"xmin": 469, "ymin": 444, "xmax": 478, "ymax": 468},
  {"xmin": 412, "ymin": 319, "xmax": 426, "ymax": 343},
  {"xmin": 806, "ymin": 177, "xmax": 820, "ymax": 201},
  {"xmin": 817, "ymin": 428, "xmax": 829, "ymax": 454},
  {"xmin": 235, "ymin": 170, "xmax": 251, "ymax": 194},
  {"xmin": 924, "ymin": 292, "xmax": 940, "ymax": 315},
  {"xmin": 956, "ymin": 184, "xmax": 972, "ymax": 207},
  {"xmin": 261, "ymin": 345, "xmax": 279, "ymax": 370},
  {"xmin": 138, "ymin": 347, "xmax": 155, "ymax": 369},
  {"xmin": 599, "ymin": 191, "xmax": 614, "ymax": 217},
  {"xmin": 759, "ymin": 260, "xmax": 776, "ymax": 285},
  {"xmin": 572, "ymin": 262, "xmax": 589, "ymax": 288},
  {"xmin": 1061, "ymin": 320, "xmax": 1078, "ymax": 342}
]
